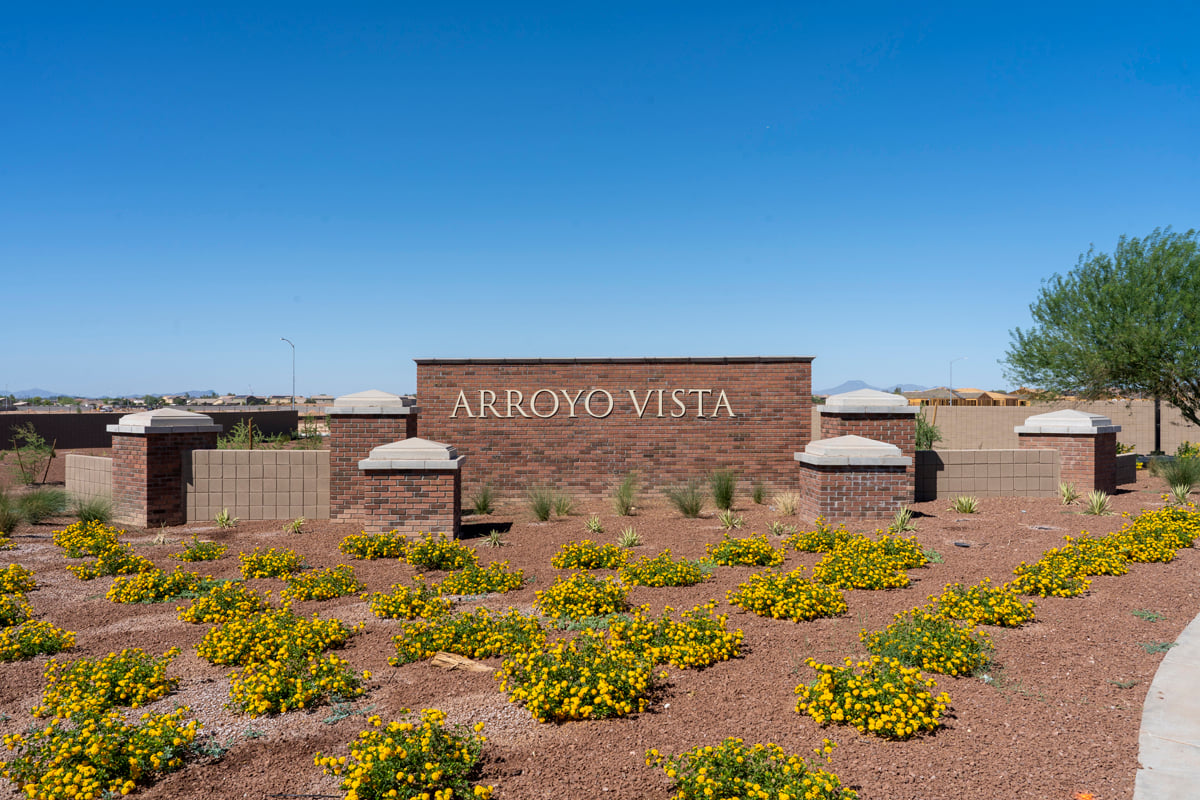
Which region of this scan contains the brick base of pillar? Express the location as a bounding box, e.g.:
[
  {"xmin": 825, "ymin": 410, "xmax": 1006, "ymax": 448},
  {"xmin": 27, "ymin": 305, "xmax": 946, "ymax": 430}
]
[
  {"xmin": 112, "ymin": 431, "xmax": 219, "ymax": 527},
  {"xmin": 343, "ymin": 469, "xmax": 461, "ymax": 535},
  {"xmin": 798, "ymin": 463, "xmax": 911, "ymax": 522},
  {"xmin": 1019, "ymin": 432, "xmax": 1116, "ymax": 494}
]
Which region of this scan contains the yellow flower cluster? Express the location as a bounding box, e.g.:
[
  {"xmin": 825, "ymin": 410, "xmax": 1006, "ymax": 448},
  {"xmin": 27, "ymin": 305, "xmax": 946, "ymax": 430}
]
[
  {"xmin": 314, "ymin": 709, "xmax": 494, "ymax": 800},
  {"xmin": 196, "ymin": 608, "xmax": 358, "ymax": 666},
  {"xmin": 812, "ymin": 537, "xmax": 912, "ymax": 590},
  {"xmin": 930, "ymin": 579, "xmax": 1036, "ymax": 627},
  {"xmin": 368, "ymin": 581, "xmax": 453, "ymax": 621},
  {"xmin": 2, "ymin": 707, "xmax": 199, "ymax": 800},
  {"xmin": 706, "ymin": 533, "xmax": 785, "ymax": 567},
  {"xmin": 1010, "ymin": 557, "xmax": 1091, "ymax": 597},
  {"xmin": 783, "ymin": 517, "xmax": 854, "ymax": 553},
  {"xmin": 533, "ymin": 572, "xmax": 629, "ymax": 620},
  {"xmin": 173, "ymin": 536, "xmax": 227, "ymax": 562},
  {"xmin": 606, "ymin": 602, "xmax": 743, "ymax": 669},
  {"xmin": 281, "ymin": 565, "xmax": 367, "ymax": 601},
  {"xmin": 647, "ymin": 738, "xmax": 858, "ymax": 800},
  {"xmin": 497, "ymin": 635, "xmax": 655, "ymax": 722},
  {"xmin": 0, "ymin": 534, "xmax": 14, "ymax": 551},
  {"xmin": 1042, "ymin": 535, "xmax": 1129, "ymax": 576},
  {"xmin": 390, "ymin": 608, "xmax": 546, "ymax": 666},
  {"xmin": 1105, "ymin": 506, "xmax": 1200, "ymax": 563},
  {"xmin": 339, "ymin": 530, "xmax": 410, "ymax": 560},
  {"xmin": 177, "ymin": 582, "xmax": 270, "ymax": 624},
  {"xmin": 239, "ymin": 547, "xmax": 307, "ymax": 579},
  {"xmin": 727, "ymin": 567, "xmax": 849, "ymax": 622},
  {"xmin": 0, "ymin": 592, "xmax": 34, "ymax": 627},
  {"xmin": 0, "ymin": 563, "xmax": 36, "ymax": 595},
  {"xmin": 229, "ymin": 651, "xmax": 365, "ymax": 716},
  {"xmin": 434, "ymin": 561, "xmax": 526, "ymax": 596},
  {"xmin": 619, "ymin": 550, "xmax": 712, "ymax": 587},
  {"xmin": 0, "ymin": 620, "xmax": 76, "ymax": 663},
  {"xmin": 53, "ymin": 522, "xmax": 154, "ymax": 581},
  {"xmin": 106, "ymin": 568, "xmax": 215, "ymax": 604},
  {"xmin": 860, "ymin": 609, "xmax": 993, "ymax": 676},
  {"xmin": 52, "ymin": 520, "xmax": 120, "ymax": 558},
  {"xmin": 550, "ymin": 540, "xmax": 630, "ymax": 570},
  {"xmin": 405, "ymin": 533, "xmax": 478, "ymax": 571},
  {"xmin": 34, "ymin": 648, "xmax": 181, "ymax": 719},
  {"xmin": 795, "ymin": 656, "xmax": 950, "ymax": 740},
  {"xmin": 872, "ymin": 533, "xmax": 928, "ymax": 569}
]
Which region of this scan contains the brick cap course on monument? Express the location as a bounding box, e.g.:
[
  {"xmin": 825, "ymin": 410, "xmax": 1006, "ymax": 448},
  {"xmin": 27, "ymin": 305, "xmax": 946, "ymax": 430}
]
[
  {"xmin": 1014, "ymin": 409, "xmax": 1122, "ymax": 435},
  {"xmin": 414, "ymin": 356, "xmax": 814, "ymax": 365},
  {"xmin": 359, "ymin": 437, "xmax": 464, "ymax": 471},
  {"xmin": 795, "ymin": 435, "xmax": 912, "ymax": 467},
  {"xmin": 105, "ymin": 408, "xmax": 223, "ymax": 435},
  {"xmin": 818, "ymin": 388, "xmax": 919, "ymax": 415},
  {"xmin": 327, "ymin": 389, "xmax": 416, "ymax": 416}
]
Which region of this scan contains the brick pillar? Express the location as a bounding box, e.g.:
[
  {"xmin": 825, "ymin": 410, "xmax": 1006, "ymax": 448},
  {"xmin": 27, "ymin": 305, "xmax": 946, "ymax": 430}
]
[
  {"xmin": 795, "ymin": 435, "xmax": 912, "ymax": 522},
  {"xmin": 107, "ymin": 409, "xmax": 221, "ymax": 527},
  {"xmin": 1015, "ymin": 410, "xmax": 1120, "ymax": 494},
  {"xmin": 354, "ymin": 437, "xmax": 464, "ymax": 535},
  {"xmin": 818, "ymin": 389, "xmax": 918, "ymax": 503},
  {"xmin": 326, "ymin": 390, "xmax": 418, "ymax": 522}
]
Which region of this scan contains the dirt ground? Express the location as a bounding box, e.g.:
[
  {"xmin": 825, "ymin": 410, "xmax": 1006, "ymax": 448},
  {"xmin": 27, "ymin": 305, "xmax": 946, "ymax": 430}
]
[{"xmin": 0, "ymin": 462, "xmax": 1194, "ymax": 800}]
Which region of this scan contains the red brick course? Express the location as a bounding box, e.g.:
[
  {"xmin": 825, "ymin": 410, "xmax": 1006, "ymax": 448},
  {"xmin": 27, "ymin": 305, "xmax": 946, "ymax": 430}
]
[
  {"xmin": 797, "ymin": 463, "xmax": 911, "ymax": 522},
  {"xmin": 111, "ymin": 431, "xmax": 219, "ymax": 527},
  {"xmin": 1018, "ymin": 431, "xmax": 1117, "ymax": 493},
  {"xmin": 340, "ymin": 470, "xmax": 461, "ymax": 535},
  {"xmin": 819, "ymin": 412, "xmax": 916, "ymax": 502},
  {"xmin": 415, "ymin": 358, "xmax": 812, "ymax": 496},
  {"xmin": 329, "ymin": 414, "xmax": 417, "ymax": 521}
]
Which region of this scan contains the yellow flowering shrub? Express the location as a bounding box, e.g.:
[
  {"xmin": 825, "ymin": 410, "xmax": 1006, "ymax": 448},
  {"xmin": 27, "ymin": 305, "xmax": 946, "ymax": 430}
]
[
  {"xmin": 795, "ymin": 656, "xmax": 950, "ymax": 740},
  {"xmin": 229, "ymin": 651, "xmax": 365, "ymax": 716},
  {"xmin": 0, "ymin": 620, "xmax": 76, "ymax": 662},
  {"xmin": 66, "ymin": 539, "xmax": 155, "ymax": 580},
  {"xmin": 606, "ymin": 603, "xmax": 743, "ymax": 669},
  {"xmin": 0, "ymin": 564, "xmax": 36, "ymax": 595},
  {"xmin": 813, "ymin": 537, "xmax": 911, "ymax": 590},
  {"xmin": 106, "ymin": 568, "xmax": 216, "ymax": 604},
  {"xmin": 0, "ymin": 534, "xmax": 15, "ymax": 551},
  {"xmin": 315, "ymin": 709, "xmax": 494, "ymax": 800},
  {"xmin": 498, "ymin": 634, "xmax": 655, "ymax": 722},
  {"xmin": 0, "ymin": 592, "xmax": 34, "ymax": 627},
  {"xmin": 1124, "ymin": 505, "xmax": 1200, "ymax": 549},
  {"xmin": 534, "ymin": 572, "xmax": 629, "ymax": 620},
  {"xmin": 339, "ymin": 530, "xmax": 410, "ymax": 560},
  {"xmin": 783, "ymin": 517, "xmax": 855, "ymax": 552},
  {"xmin": 281, "ymin": 565, "xmax": 367, "ymax": 601},
  {"xmin": 727, "ymin": 567, "xmax": 849, "ymax": 622},
  {"xmin": 390, "ymin": 608, "xmax": 546, "ymax": 665},
  {"xmin": 706, "ymin": 532, "xmax": 784, "ymax": 567},
  {"xmin": 872, "ymin": 533, "xmax": 928, "ymax": 569},
  {"xmin": 1043, "ymin": 535, "xmax": 1129, "ymax": 576},
  {"xmin": 368, "ymin": 580, "xmax": 453, "ymax": 620},
  {"xmin": 239, "ymin": 547, "xmax": 307, "ymax": 578},
  {"xmin": 196, "ymin": 608, "xmax": 358, "ymax": 666},
  {"xmin": 405, "ymin": 533, "xmax": 478, "ymax": 571},
  {"xmin": 434, "ymin": 561, "xmax": 526, "ymax": 596},
  {"xmin": 861, "ymin": 609, "xmax": 993, "ymax": 676},
  {"xmin": 647, "ymin": 738, "xmax": 858, "ymax": 800},
  {"xmin": 34, "ymin": 648, "xmax": 181, "ymax": 719},
  {"xmin": 930, "ymin": 579, "xmax": 1036, "ymax": 627},
  {"xmin": 551, "ymin": 540, "xmax": 630, "ymax": 570},
  {"xmin": 177, "ymin": 582, "xmax": 271, "ymax": 624},
  {"xmin": 1010, "ymin": 558, "xmax": 1091, "ymax": 597},
  {"xmin": 2, "ymin": 707, "xmax": 199, "ymax": 800},
  {"xmin": 52, "ymin": 520, "xmax": 120, "ymax": 558},
  {"xmin": 619, "ymin": 550, "xmax": 712, "ymax": 587},
  {"xmin": 173, "ymin": 536, "xmax": 226, "ymax": 562}
]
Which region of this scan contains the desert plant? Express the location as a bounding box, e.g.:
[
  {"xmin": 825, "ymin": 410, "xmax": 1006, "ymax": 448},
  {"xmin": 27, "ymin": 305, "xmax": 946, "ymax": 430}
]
[
  {"xmin": 915, "ymin": 411, "xmax": 943, "ymax": 451},
  {"xmin": 617, "ymin": 527, "xmax": 642, "ymax": 548},
  {"xmin": 71, "ymin": 496, "xmax": 112, "ymax": 525},
  {"xmin": 0, "ymin": 491, "xmax": 19, "ymax": 536},
  {"xmin": 215, "ymin": 508, "xmax": 239, "ymax": 529},
  {"xmin": 766, "ymin": 520, "xmax": 797, "ymax": 537},
  {"xmin": 470, "ymin": 483, "xmax": 495, "ymax": 515},
  {"xmin": 584, "ymin": 515, "xmax": 604, "ymax": 534},
  {"xmin": 709, "ymin": 469, "xmax": 737, "ymax": 511},
  {"xmin": 553, "ymin": 493, "xmax": 574, "ymax": 517},
  {"xmin": 664, "ymin": 480, "xmax": 705, "ymax": 518},
  {"xmin": 8, "ymin": 422, "xmax": 54, "ymax": 485},
  {"xmin": 1157, "ymin": 455, "xmax": 1200, "ymax": 489},
  {"xmin": 613, "ymin": 471, "xmax": 638, "ymax": 516},
  {"xmin": 888, "ymin": 507, "xmax": 917, "ymax": 533},
  {"xmin": 1083, "ymin": 490, "xmax": 1111, "ymax": 516},
  {"xmin": 773, "ymin": 491, "xmax": 800, "ymax": 517},
  {"xmin": 717, "ymin": 510, "xmax": 744, "ymax": 531},
  {"xmin": 1058, "ymin": 482, "xmax": 1081, "ymax": 505},
  {"xmin": 17, "ymin": 489, "xmax": 68, "ymax": 524},
  {"xmin": 527, "ymin": 487, "xmax": 555, "ymax": 522},
  {"xmin": 751, "ymin": 481, "xmax": 766, "ymax": 505},
  {"xmin": 949, "ymin": 495, "xmax": 979, "ymax": 514},
  {"xmin": 1170, "ymin": 483, "xmax": 1192, "ymax": 505},
  {"xmin": 283, "ymin": 516, "xmax": 306, "ymax": 534},
  {"xmin": 483, "ymin": 529, "xmax": 507, "ymax": 548}
]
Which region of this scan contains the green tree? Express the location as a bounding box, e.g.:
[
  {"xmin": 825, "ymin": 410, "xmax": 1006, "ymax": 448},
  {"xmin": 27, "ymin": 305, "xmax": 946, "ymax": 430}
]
[{"xmin": 1004, "ymin": 227, "xmax": 1200, "ymax": 427}]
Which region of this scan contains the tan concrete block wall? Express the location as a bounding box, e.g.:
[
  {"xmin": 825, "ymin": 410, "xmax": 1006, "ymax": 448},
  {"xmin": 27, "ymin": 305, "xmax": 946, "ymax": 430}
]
[
  {"xmin": 66, "ymin": 454, "xmax": 112, "ymax": 500},
  {"xmin": 187, "ymin": 450, "xmax": 330, "ymax": 522},
  {"xmin": 915, "ymin": 449, "xmax": 1059, "ymax": 500}
]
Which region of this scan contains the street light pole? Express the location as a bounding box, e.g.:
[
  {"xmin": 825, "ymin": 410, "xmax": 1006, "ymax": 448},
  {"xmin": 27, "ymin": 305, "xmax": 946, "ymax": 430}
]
[
  {"xmin": 949, "ymin": 356, "xmax": 967, "ymax": 406},
  {"xmin": 281, "ymin": 338, "xmax": 295, "ymax": 411}
]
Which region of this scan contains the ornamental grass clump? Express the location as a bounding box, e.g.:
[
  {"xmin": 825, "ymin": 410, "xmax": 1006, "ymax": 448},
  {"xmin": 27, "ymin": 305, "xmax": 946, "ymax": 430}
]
[
  {"xmin": 0, "ymin": 620, "xmax": 76, "ymax": 662},
  {"xmin": 619, "ymin": 549, "xmax": 712, "ymax": 587},
  {"xmin": 647, "ymin": 738, "xmax": 858, "ymax": 800},
  {"xmin": 813, "ymin": 537, "xmax": 912, "ymax": 590},
  {"xmin": 315, "ymin": 709, "xmax": 495, "ymax": 800},
  {"xmin": 664, "ymin": 479, "xmax": 705, "ymax": 518},
  {"xmin": 339, "ymin": 529, "xmax": 409, "ymax": 560},
  {"xmin": 706, "ymin": 532, "xmax": 784, "ymax": 567},
  {"xmin": 196, "ymin": 608, "xmax": 358, "ymax": 667},
  {"xmin": 239, "ymin": 547, "xmax": 307, "ymax": 578},
  {"xmin": 34, "ymin": 647, "xmax": 181, "ymax": 719},
  {"xmin": 0, "ymin": 563, "xmax": 36, "ymax": 595},
  {"xmin": 861, "ymin": 609, "xmax": 993, "ymax": 676},
  {"xmin": 368, "ymin": 581, "xmax": 454, "ymax": 620},
  {"xmin": 794, "ymin": 656, "xmax": 951, "ymax": 740},
  {"xmin": 434, "ymin": 560, "xmax": 525, "ymax": 596},
  {"xmin": 174, "ymin": 536, "xmax": 227, "ymax": 562},
  {"xmin": 534, "ymin": 572, "xmax": 629, "ymax": 621},
  {"xmin": 229, "ymin": 651, "xmax": 366, "ymax": 716},
  {"xmin": 783, "ymin": 517, "xmax": 854, "ymax": 553},
  {"xmin": 498, "ymin": 634, "xmax": 656, "ymax": 722},
  {"xmin": 178, "ymin": 581, "xmax": 271, "ymax": 624},
  {"xmin": 106, "ymin": 568, "xmax": 218, "ymax": 604},
  {"xmin": 2, "ymin": 707, "xmax": 199, "ymax": 800},
  {"xmin": 551, "ymin": 539, "xmax": 630, "ymax": 570},
  {"xmin": 709, "ymin": 468, "xmax": 738, "ymax": 511},
  {"xmin": 930, "ymin": 578, "xmax": 1036, "ymax": 627},
  {"xmin": 606, "ymin": 602, "xmax": 743, "ymax": 669},
  {"xmin": 281, "ymin": 565, "xmax": 367, "ymax": 601},
  {"xmin": 727, "ymin": 567, "xmax": 849, "ymax": 622},
  {"xmin": 405, "ymin": 532, "xmax": 478, "ymax": 571},
  {"xmin": 390, "ymin": 607, "xmax": 546, "ymax": 665}
]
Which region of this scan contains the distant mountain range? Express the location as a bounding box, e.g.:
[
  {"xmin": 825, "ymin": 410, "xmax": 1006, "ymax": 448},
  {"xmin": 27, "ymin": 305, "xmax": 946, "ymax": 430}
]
[
  {"xmin": 813, "ymin": 380, "xmax": 930, "ymax": 396},
  {"xmin": 9, "ymin": 389, "xmax": 217, "ymax": 400}
]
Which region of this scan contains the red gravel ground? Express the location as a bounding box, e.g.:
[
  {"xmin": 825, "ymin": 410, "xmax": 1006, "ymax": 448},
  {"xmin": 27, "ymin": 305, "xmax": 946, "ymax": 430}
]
[{"xmin": 1, "ymin": 464, "xmax": 1195, "ymax": 800}]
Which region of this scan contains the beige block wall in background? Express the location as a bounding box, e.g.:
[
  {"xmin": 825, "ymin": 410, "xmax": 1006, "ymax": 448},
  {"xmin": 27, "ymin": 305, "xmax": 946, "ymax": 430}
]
[
  {"xmin": 186, "ymin": 450, "xmax": 330, "ymax": 522},
  {"xmin": 65, "ymin": 454, "xmax": 113, "ymax": 500},
  {"xmin": 915, "ymin": 449, "xmax": 1059, "ymax": 500}
]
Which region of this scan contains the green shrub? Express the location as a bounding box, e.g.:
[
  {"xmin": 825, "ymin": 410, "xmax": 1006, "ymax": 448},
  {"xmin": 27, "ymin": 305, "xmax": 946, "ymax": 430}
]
[
  {"xmin": 527, "ymin": 487, "xmax": 555, "ymax": 522},
  {"xmin": 664, "ymin": 480, "xmax": 705, "ymax": 518},
  {"xmin": 470, "ymin": 483, "xmax": 495, "ymax": 515},
  {"xmin": 613, "ymin": 471, "xmax": 638, "ymax": 516},
  {"xmin": 0, "ymin": 491, "xmax": 20, "ymax": 536},
  {"xmin": 1158, "ymin": 456, "xmax": 1200, "ymax": 491},
  {"xmin": 17, "ymin": 489, "xmax": 69, "ymax": 524},
  {"xmin": 553, "ymin": 492, "xmax": 574, "ymax": 517},
  {"xmin": 7, "ymin": 422, "xmax": 54, "ymax": 485},
  {"xmin": 709, "ymin": 469, "xmax": 737, "ymax": 511},
  {"xmin": 916, "ymin": 411, "xmax": 942, "ymax": 451},
  {"xmin": 72, "ymin": 496, "xmax": 112, "ymax": 525},
  {"xmin": 751, "ymin": 481, "xmax": 766, "ymax": 504}
]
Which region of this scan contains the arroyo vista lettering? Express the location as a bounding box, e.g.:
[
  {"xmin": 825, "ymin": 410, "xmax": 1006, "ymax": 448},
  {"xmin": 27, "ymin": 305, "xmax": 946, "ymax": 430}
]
[{"xmin": 450, "ymin": 389, "xmax": 736, "ymax": 419}]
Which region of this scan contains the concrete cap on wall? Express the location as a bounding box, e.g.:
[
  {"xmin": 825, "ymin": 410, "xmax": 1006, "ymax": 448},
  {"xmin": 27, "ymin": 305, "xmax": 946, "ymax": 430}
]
[
  {"xmin": 819, "ymin": 388, "xmax": 919, "ymax": 415},
  {"xmin": 795, "ymin": 434, "xmax": 912, "ymax": 466},
  {"xmin": 359, "ymin": 437, "xmax": 464, "ymax": 470},
  {"xmin": 105, "ymin": 408, "xmax": 223, "ymax": 435},
  {"xmin": 1014, "ymin": 409, "xmax": 1122, "ymax": 435},
  {"xmin": 327, "ymin": 389, "xmax": 416, "ymax": 416}
]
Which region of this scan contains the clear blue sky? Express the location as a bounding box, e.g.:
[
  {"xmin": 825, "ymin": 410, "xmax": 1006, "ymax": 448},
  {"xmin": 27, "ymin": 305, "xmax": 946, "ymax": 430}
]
[{"xmin": 3, "ymin": 2, "xmax": 1197, "ymax": 398}]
